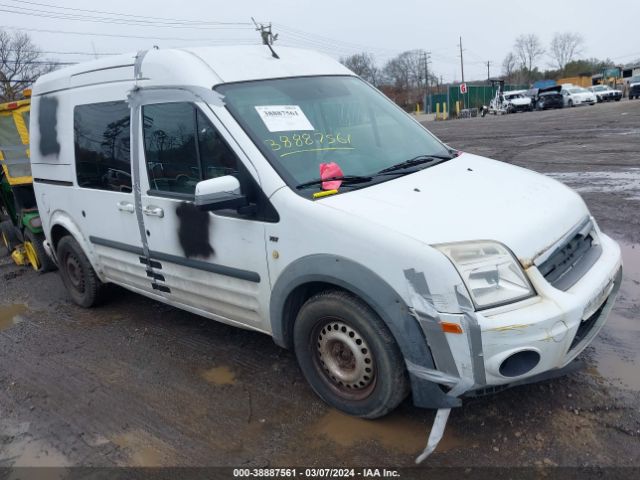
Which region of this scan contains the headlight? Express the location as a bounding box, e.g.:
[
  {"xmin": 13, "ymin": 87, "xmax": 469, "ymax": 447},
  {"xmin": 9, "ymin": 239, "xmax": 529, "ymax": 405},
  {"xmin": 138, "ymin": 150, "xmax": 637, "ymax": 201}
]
[{"xmin": 435, "ymin": 241, "xmax": 535, "ymax": 310}]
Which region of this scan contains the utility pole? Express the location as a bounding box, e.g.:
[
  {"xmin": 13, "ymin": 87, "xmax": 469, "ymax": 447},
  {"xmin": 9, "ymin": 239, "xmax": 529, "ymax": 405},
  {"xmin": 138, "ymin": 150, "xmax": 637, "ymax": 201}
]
[
  {"xmin": 421, "ymin": 50, "xmax": 431, "ymax": 113},
  {"xmin": 458, "ymin": 36, "xmax": 465, "ymax": 108},
  {"xmin": 486, "ymin": 61, "xmax": 491, "ymax": 82},
  {"xmin": 458, "ymin": 36, "xmax": 465, "ymax": 83}
]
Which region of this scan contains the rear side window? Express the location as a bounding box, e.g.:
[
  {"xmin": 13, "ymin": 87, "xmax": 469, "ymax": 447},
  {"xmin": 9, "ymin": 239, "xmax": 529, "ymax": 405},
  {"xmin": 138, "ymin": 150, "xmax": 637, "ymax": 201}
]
[
  {"xmin": 142, "ymin": 102, "xmax": 239, "ymax": 195},
  {"xmin": 74, "ymin": 101, "xmax": 131, "ymax": 192}
]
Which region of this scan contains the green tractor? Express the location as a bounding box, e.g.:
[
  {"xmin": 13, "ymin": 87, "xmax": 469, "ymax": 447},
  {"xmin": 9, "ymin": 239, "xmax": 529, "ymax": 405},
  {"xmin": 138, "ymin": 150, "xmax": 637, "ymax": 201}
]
[{"xmin": 0, "ymin": 93, "xmax": 55, "ymax": 272}]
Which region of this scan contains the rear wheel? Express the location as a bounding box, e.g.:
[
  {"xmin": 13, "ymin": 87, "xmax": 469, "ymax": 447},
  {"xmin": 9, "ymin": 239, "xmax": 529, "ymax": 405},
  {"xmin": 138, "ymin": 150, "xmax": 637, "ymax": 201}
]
[
  {"xmin": 24, "ymin": 229, "xmax": 56, "ymax": 272},
  {"xmin": 293, "ymin": 290, "xmax": 409, "ymax": 419},
  {"xmin": 57, "ymin": 236, "xmax": 103, "ymax": 307},
  {"xmin": 1, "ymin": 221, "xmax": 19, "ymax": 255}
]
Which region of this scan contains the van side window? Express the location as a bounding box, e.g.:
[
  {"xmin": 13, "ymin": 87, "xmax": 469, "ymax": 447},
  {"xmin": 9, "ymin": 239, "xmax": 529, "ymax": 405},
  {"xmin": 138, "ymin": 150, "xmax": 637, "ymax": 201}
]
[
  {"xmin": 74, "ymin": 101, "xmax": 131, "ymax": 192},
  {"xmin": 143, "ymin": 103, "xmax": 238, "ymax": 195},
  {"xmin": 143, "ymin": 103, "xmax": 198, "ymax": 194},
  {"xmin": 196, "ymin": 109, "xmax": 238, "ymax": 180}
]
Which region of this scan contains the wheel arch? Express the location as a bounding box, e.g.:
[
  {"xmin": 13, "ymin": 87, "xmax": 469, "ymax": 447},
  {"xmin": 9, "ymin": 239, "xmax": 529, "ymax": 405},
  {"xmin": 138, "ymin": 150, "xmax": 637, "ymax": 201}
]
[
  {"xmin": 48, "ymin": 212, "xmax": 105, "ymax": 281},
  {"xmin": 269, "ymin": 254, "xmax": 459, "ymax": 409}
]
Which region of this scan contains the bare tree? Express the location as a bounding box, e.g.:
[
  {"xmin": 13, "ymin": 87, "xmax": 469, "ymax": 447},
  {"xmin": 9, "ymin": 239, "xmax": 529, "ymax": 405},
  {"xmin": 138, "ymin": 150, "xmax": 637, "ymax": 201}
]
[
  {"xmin": 381, "ymin": 50, "xmax": 426, "ymax": 105},
  {"xmin": 502, "ymin": 52, "xmax": 517, "ymax": 82},
  {"xmin": 340, "ymin": 52, "xmax": 379, "ymax": 86},
  {"xmin": 0, "ymin": 30, "xmax": 57, "ymax": 101},
  {"xmin": 549, "ymin": 32, "xmax": 583, "ymax": 72},
  {"xmin": 514, "ymin": 34, "xmax": 545, "ymax": 74}
]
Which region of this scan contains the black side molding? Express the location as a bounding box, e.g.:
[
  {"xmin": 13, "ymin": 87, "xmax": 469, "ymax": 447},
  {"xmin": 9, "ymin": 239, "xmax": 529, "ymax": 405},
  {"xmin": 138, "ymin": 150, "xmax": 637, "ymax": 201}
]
[
  {"xmin": 89, "ymin": 236, "xmax": 260, "ymax": 283},
  {"xmin": 33, "ymin": 178, "xmax": 73, "ymax": 187}
]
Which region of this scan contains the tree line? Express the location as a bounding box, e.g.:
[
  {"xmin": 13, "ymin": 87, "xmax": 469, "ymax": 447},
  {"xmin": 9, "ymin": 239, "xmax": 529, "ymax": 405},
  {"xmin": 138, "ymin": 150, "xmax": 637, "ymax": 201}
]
[
  {"xmin": 502, "ymin": 32, "xmax": 617, "ymax": 84},
  {"xmin": 341, "ymin": 31, "xmax": 638, "ymax": 109}
]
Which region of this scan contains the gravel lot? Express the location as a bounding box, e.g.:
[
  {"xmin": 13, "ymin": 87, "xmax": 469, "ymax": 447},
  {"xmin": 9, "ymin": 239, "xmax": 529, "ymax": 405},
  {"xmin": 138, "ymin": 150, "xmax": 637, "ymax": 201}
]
[{"xmin": 1, "ymin": 99, "xmax": 639, "ymax": 470}]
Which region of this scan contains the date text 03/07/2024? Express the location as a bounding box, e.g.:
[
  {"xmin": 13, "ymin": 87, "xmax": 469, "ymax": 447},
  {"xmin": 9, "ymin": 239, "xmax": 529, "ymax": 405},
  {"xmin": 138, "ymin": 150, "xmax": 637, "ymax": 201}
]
[{"xmin": 232, "ymin": 468, "xmax": 401, "ymax": 478}]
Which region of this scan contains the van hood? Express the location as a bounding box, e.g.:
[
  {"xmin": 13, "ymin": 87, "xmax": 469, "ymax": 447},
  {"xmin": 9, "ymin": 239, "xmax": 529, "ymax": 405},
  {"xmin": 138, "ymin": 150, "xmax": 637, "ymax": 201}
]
[{"xmin": 320, "ymin": 153, "xmax": 589, "ymax": 265}]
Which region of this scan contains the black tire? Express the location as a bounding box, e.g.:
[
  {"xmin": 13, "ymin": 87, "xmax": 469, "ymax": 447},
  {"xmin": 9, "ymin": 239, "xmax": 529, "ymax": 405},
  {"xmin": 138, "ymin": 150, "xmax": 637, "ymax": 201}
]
[
  {"xmin": 293, "ymin": 290, "xmax": 409, "ymax": 419},
  {"xmin": 568, "ymin": 99, "xmax": 574, "ymax": 107},
  {"xmin": 57, "ymin": 236, "xmax": 103, "ymax": 307},
  {"xmin": 24, "ymin": 229, "xmax": 56, "ymax": 272},
  {"xmin": 1, "ymin": 220, "xmax": 20, "ymax": 255}
]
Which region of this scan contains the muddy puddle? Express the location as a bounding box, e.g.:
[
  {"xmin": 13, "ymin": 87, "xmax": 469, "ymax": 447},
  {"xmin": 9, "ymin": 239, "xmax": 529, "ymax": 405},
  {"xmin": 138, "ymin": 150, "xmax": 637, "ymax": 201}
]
[
  {"xmin": 0, "ymin": 303, "xmax": 28, "ymax": 331},
  {"xmin": 593, "ymin": 241, "xmax": 640, "ymax": 391},
  {"xmin": 545, "ymin": 169, "xmax": 640, "ymax": 200},
  {"xmin": 309, "ymin": 409, "xmax": 465, "ymax": 455},
  {"xmin": 112, "ymin": 430, "xmax": 175, "ymax": 467},
  {"xmin": 0, "ymin": 420, "xmax": 69, "ymax": 468},
  {"xmin": 201, "ymin": 366, "xmax": 237, "ymax": 385}
]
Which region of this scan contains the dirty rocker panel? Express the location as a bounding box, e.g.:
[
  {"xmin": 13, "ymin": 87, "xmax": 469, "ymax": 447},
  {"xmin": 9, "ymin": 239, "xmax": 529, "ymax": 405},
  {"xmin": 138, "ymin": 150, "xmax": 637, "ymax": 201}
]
[{"xmin": 88, "ymin": 236, "xmax": 261, "ymax": 283}]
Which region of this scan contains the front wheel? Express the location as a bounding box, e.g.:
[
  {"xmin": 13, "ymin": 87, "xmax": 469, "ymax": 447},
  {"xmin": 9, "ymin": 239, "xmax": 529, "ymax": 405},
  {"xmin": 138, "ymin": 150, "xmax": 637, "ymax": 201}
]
[
  {"xmin": 293, "ymin": 290, "xmax": 409, "ymax": 419},
  {"xmin": 57, "ymin": 236, "xmax": 103, "ymax": 307},
  {"xmin": 568, "ymin": 99, "xmax": 574, "ymax": 107}
]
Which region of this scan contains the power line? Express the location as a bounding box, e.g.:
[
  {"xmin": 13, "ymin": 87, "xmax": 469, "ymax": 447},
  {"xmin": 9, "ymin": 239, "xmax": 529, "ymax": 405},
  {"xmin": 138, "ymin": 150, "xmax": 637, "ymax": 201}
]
[
  {"xmin": 2, "ymin": 59, "xmax": 76, "ymax": 65},
  {"xmin": 3, "ymin": 25, "xmax": 257, "ymax": 43},
  {"xmin": 5, "ymin": 49, "xmax": 120, "ymax": 56},
  {"xmin": 0, "ymin": 6, "xmax": 255, "ymax": 30},
  {"xmin": 2, "ymin": 0, "xmax": 252, "ymax": 25}
]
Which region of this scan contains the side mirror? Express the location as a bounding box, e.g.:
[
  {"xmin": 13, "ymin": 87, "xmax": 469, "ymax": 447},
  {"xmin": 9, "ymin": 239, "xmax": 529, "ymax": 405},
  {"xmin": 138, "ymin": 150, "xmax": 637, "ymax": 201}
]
[{"xmin": 195, "ymin": 175, "xmax": 248, "ymax": 211}]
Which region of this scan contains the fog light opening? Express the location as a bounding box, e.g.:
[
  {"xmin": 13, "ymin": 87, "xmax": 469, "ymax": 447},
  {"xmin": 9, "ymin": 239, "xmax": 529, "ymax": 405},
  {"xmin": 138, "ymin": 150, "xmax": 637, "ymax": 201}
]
[{"xmin": 499, "ymin": 350, "xmax": 540, "ymax": 377}]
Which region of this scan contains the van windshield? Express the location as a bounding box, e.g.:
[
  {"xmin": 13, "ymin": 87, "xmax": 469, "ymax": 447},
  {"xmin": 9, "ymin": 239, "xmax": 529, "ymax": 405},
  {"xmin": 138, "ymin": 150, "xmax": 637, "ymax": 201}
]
[{"xmin": 217, "ymin": 76, "xmax": 451, "ymax": 193}]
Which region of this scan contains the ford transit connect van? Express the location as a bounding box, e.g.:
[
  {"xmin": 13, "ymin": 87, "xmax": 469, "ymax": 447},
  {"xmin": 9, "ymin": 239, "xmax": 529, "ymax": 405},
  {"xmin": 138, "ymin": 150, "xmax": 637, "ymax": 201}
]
[{"xmin": 30, "ymin": 46, "xmax": 622, "ymax": 427}]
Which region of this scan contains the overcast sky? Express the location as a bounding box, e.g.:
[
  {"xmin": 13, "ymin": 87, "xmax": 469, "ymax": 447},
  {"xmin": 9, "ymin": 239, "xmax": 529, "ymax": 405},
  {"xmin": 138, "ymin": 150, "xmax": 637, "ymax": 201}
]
[{"xmin": 4, "ymin": 0, "xmax": 640, "ymax": 82}]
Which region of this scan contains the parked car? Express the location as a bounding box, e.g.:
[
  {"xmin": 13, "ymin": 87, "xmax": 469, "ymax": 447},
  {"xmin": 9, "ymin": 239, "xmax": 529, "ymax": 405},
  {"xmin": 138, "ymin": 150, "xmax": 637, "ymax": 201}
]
[
  {"xmin": 502, "ymin": 90, "xmax": 533, "ymax": 112},
  {"xmin": 628, "ymin": 75, "xmax": 640, "ymax": 100},
  {"xmin": 30, "ymin": 47, "xmax": 622, "ymax": 436},
  {"xmin": 588, "ymin": 85, "xmax": 622, "ymax": 102},
  {"xmin": 561, "ymin": 86, "xmax": 597, "ymax": 107},
  {"xmin": 526, "ymin": 85, "xmax": 564, "ymax": 110}
]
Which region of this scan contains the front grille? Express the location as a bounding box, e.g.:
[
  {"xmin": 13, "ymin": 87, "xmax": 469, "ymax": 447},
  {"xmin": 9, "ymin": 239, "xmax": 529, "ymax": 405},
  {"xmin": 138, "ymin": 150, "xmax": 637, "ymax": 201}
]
[
  {"xmin": 538, "ymin": 227, "xmax": 602, "ymax": 291},
  {"xmin": 569, "ymin": 299, "xmax": 607, "ymax": 351}
]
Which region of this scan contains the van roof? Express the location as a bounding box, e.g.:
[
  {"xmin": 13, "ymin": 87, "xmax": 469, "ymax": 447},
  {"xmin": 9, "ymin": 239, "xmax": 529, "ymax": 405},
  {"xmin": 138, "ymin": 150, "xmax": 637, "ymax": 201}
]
[{"xmin": 32, "ymin": 45, "xmax": 353, "ymax": 96}]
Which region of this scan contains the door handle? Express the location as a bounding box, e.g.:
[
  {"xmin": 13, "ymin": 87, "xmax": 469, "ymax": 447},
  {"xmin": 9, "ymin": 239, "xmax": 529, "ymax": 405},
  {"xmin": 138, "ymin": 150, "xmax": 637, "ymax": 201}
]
[
  {"xmin": 117, "ymin": 201, "xmax": 135, "ymax": 214},
  {"xmin": 143, "ymin": 205, "xmax": 164, "ymax": 218}
]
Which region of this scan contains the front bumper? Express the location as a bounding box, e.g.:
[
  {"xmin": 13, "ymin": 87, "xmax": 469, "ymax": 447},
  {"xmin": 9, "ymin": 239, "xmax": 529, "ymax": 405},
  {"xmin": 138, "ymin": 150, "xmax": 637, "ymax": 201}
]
[
  {"xmin": 408, "ymin": 230, "xmax": 621, "ymax": 409},
  {"xmin": 477, "ymin": 233, "xmax": 622, "ymax": 387}
]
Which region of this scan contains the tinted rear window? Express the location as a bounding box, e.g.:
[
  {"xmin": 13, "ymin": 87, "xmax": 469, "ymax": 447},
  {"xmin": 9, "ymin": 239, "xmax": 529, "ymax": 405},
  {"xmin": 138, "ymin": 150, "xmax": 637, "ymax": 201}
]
[{"xmin": 74, "ymin": 101, "xmax": 131, "ymax": 192}]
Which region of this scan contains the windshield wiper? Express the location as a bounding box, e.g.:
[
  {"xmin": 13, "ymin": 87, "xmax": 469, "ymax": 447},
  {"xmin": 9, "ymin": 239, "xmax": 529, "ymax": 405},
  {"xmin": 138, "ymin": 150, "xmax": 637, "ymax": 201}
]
[
  {"xmin": 295, "ymin": 175, "xmax": 373, "ymax": 190},
  {"xmin": 377, "ymin": 154, "xmax": 453, "ymax": 174}
]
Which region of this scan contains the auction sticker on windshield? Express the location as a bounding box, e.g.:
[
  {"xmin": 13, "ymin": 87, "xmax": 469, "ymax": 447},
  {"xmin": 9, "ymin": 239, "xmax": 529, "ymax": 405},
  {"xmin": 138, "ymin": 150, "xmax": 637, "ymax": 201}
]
[{"xmin": 255, "ymin": 105, "xmax": 314, "ymax": 132}]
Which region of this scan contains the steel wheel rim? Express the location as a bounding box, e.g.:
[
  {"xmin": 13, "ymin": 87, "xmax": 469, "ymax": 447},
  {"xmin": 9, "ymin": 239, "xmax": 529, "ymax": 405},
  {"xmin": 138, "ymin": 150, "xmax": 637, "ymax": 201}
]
[
  {"xmin": 24, "ymin": 241, "xmax": 40, "ymax": 270},
  {"xmin": 312, "ymin": 318, "xmax": 376, "ymax": 400},
  {"xmin": 64, "ymin": 251, "xmax": 84, "ymax": 292}
]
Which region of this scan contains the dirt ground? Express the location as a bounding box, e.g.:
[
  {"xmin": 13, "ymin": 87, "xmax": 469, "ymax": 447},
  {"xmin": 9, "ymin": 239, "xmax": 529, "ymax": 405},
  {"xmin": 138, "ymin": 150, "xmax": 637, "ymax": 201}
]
[{"xmin": 1, "ymin": 100, "xmax": 639, "ymax": 470}]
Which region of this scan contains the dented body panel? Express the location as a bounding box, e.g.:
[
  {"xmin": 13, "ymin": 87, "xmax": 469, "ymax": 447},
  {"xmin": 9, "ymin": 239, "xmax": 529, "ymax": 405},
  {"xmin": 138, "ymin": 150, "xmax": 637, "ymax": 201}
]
[{"xmin": 29, "ymin": 46, "xmax": 622, "ymax": 418}]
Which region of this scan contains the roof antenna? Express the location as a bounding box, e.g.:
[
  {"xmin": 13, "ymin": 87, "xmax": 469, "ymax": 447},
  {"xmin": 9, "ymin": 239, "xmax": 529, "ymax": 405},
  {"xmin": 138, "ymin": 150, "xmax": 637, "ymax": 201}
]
[{"xmin": 252, "ymin": 17, "xmax": 279, "ymax": 59}]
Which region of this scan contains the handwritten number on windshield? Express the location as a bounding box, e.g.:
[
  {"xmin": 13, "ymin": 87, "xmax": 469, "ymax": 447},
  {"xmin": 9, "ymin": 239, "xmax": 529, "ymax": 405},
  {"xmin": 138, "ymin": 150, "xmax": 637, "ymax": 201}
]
[{"xmin": 265, "ymin": 132, "xmax": 352, "ymax": 152}]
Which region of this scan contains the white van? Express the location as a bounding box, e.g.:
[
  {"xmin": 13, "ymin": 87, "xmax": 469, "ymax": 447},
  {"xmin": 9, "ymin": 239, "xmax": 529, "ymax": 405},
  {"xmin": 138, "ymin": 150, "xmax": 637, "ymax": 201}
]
[{"xmin": 30, "ymin": 46, "xmax": 621, "ymax": 427}]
